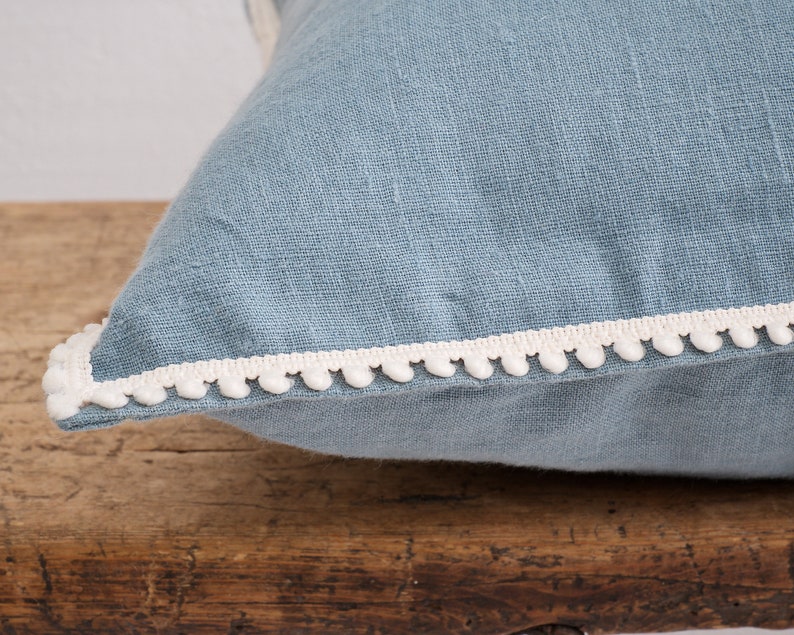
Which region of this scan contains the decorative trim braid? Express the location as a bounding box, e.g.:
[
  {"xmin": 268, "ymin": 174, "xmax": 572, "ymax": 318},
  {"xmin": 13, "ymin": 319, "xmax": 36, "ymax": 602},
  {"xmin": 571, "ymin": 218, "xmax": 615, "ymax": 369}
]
[{"xmin": 44, "ymin": 301, "xmax": 794, "ymax": 421}]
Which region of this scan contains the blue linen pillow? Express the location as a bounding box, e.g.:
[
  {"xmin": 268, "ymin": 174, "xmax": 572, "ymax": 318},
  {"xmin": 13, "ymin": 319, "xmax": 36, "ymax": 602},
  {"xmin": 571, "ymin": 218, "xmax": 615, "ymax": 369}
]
[{"xmin": 44, "ymin": 0, "xmax": 794, "ymax": 478}]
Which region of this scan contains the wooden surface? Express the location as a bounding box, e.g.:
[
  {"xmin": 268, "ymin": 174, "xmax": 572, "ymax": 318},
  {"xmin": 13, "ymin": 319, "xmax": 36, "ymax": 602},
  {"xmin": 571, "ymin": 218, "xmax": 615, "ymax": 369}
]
[{"xmin": 2, "ymin": 202, "xmax": 794, "ymax": 634}]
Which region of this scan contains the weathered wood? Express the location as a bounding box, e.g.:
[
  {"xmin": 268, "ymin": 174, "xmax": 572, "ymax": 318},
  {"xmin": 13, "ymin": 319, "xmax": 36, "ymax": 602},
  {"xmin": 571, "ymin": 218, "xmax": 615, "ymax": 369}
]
[{"xmin": 1, "ymin": 202, "xmax": 793, "ymax": 634}]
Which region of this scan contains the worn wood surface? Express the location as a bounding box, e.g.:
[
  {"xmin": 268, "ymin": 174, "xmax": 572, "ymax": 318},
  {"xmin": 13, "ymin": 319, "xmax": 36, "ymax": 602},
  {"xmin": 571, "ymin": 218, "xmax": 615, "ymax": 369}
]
[{"xmin": 1, "ymin": 202, "xmax": 793, "ymax": 634}]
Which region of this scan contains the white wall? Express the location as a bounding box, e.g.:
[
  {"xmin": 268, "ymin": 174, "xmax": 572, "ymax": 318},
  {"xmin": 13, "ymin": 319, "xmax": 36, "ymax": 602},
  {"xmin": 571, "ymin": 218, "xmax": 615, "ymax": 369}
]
[{"xmin": 0, "ymin": 0, "xmax": 264, "ymax": 200}]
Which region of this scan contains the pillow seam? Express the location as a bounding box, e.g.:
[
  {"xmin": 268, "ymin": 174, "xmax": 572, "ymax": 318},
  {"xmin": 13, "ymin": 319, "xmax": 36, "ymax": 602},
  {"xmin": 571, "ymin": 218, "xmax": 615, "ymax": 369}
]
[{"xmin": 43, "ymin": 300, "xmax": 794, "ymax": 421}]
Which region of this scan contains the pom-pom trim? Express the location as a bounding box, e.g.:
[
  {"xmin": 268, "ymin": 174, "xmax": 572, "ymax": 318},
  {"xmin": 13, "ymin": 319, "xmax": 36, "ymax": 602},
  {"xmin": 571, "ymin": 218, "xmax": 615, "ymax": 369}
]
[{"xmin": 44, "ymin": 301, "xmax": 794, "ymax": 420}]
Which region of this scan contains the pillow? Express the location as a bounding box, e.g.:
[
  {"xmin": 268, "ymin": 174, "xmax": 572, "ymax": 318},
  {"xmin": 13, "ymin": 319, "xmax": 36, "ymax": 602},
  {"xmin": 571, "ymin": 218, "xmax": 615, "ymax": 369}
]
[{"xmin": 44, "ymin": 0, "xmax": 794, "ymax": 478}]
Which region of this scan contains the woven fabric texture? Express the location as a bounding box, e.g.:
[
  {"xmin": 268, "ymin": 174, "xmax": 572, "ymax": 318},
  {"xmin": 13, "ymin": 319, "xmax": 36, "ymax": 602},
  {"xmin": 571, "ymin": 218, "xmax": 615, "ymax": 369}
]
[{"xmin": 49, "ymin": 0, "xmax": 794, "ymax": 477}]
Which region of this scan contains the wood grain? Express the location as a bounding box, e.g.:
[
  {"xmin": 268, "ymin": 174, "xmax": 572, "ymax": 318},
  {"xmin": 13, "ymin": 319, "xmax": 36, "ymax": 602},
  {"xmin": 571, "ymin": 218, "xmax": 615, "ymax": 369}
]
[{"xmin": 1, "ymin": 202, "xmax": 793, "ymax": 634}]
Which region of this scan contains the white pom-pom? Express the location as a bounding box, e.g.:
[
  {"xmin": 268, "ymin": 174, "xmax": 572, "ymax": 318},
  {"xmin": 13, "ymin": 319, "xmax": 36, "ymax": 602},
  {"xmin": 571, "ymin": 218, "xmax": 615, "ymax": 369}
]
[
  {"xmin": 90, "ymin": 386, "xmax": 129, "ymax": 409},
  {"xmin": 380, "ymin": 360, "xmax": 414, "ymax": 383},
  {"xmin": 65, "ymin": 332, "xmax": 83, "ymax": 346},
  {"xmin": 46, "ymin": 394, "xmax": 81, "ymax": 420},
  {"xmin": 729, "ymin": 326, "xmax": 758, "ymax": 349},
  {"xmin": 575, "ymin": 345, "xmax": 606, "ymax": 369},
  {"xmin": 42, "ymin": 365, "xmax": 68, "ymax": 393},
  {"xmin": 652, "ymin": 333, "xmax": 684, "ymax": 357},
  {"xmin": 48, "ymin": 343, "xmax": 70, "ymax": 364},
  {"xmin": 258, "ymin": 371, "xmax": 293, "ymax": 394},
  {"xmin": 83, "ymin": 322, "xmax": 103, "ymax": 334},
  {"xmin": 463, "ymin": 355, "xmax": 493, "ymax": 379},
  {"xmin": 342, "ymin": 364, "xmax": 374, "ymax": 388},
  {"xmin": 301, "ymin": 367, "xmax": 333, "ymax": 391},
  {"xmin": 500, "ymin": 354, "xmax": 529, "ymax": 376},
  {"xmin": 424, "ymin": 356, "xmax": 456, "ymax": 377},
  {"xmin": 538, "ymin": 350, "xmax": 568, "ymax": 374},
  {"xmin": 689, "ymin": 331, "xmax": 723, "ymax": 353},
  {"xmin": 613, "ymin": 339, "xmax": 645, "ymax": 362},
  {"xmin": 217, "ymin": 375, "xmax": 250, "ymax": 399},
  {"xmin": 132, "ymin": 384, "xmax": 168, "ymax": 406},
  {"xmin": 766, "ymin": 322, "xmax": 793, "ymax": 346},
  {"xmin": 175, "ymin": 378, "xmax": 209, "ymax": 400}
]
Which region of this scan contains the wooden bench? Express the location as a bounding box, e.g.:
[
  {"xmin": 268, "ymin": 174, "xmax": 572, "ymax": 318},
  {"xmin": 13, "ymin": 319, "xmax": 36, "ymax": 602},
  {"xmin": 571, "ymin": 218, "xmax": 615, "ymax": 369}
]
[{"xmin": 2, "ymin": 202, "xmax": 793, "ymax": 633}]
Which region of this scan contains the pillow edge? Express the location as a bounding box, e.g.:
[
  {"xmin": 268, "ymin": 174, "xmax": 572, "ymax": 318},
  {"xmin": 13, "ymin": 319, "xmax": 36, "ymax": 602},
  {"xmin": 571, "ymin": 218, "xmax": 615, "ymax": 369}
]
[{"xmin": 43, "ymin": 300, "xmax": 794, "ymax": 424}]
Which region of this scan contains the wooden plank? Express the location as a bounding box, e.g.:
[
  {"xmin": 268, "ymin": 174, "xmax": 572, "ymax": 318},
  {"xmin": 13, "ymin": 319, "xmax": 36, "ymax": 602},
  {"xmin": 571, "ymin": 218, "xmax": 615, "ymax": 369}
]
[{"xmin": 1, "ymin": 202, "xmax": 793, "ymax": 634}]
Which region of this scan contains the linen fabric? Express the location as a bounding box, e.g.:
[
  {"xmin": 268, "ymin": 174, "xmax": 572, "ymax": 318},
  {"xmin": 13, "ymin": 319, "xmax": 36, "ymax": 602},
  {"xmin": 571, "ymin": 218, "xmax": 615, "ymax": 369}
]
[{"xmin": 47, "ymin": 0, "xmax": 794, "ymax": 477}]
